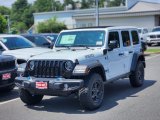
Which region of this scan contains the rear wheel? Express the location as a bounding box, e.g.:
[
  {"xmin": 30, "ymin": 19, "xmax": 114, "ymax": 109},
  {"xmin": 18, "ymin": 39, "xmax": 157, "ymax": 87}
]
[
  {"xmin": 19, "ymin": 89, "xmax": 43, "ymax": 105},
  {"xmin": 129, "ymin": 61, "xmax": 145, "ymax": 87},
  {"xmin": 79, "ymin": 73, "xmax": 104, "ymax": 110}
]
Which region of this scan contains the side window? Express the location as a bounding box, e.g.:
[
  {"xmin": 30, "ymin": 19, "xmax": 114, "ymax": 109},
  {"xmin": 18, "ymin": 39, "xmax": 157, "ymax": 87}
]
[
  {"xmin": 121, "ymin": 31, "xmax": 131, "ymax": 47},
  {"xmin": 108, "ymin": 31, "xmax": 120, "ymax": 48},
  {"xmin": 131, "ymin": 31, "xmax": 139, "ymax": 45}
]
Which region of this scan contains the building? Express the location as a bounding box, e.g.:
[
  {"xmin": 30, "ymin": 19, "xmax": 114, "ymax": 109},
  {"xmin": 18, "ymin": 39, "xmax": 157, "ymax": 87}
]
[{"xmin": 33, "ymin": 0, "xmax": 160, "ymax": 31}]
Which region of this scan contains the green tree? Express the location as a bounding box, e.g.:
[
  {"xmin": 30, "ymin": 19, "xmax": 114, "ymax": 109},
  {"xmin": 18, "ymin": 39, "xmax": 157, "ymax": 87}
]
[
  {"xmin": 0, "ymin": 6, "xmax": 11, "ymax": 15},
  {"xmin": 11, "ymin": 0, "xmax": 34, "ymax": 32},
  {"xmin": 81, "ymin": 0, "xmax": 95, "ymax": 9},
  {"xmin": 64, "ymin": 0, "xmax": 76, "ymax": 10},
  {"xmin": 0, "ymin": 15, "xmax": 7, "ymax": 33},
  {"xmin": 37, "ymin": 17, "xmax": 67, "ymax": 33},
  {"xmin": 108, "ymin": 0, "xmax": 125, "ymax": 7},
  {"xmin": 34, "ymin": 0, "xmax": 63, "ymax": 12}
]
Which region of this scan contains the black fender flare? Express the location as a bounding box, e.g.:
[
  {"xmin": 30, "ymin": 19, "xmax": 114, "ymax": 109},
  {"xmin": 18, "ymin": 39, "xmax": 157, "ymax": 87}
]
[
  {"xmin": 86, "ymin": 62, "xmax": 107, "ymax": 82},
  {"xmin": 130, "ymin": 53, "xmax": 146, "ymax": 72}
]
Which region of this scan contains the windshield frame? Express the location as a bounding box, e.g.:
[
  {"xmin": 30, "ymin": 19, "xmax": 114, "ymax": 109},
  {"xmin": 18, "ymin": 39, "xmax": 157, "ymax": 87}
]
[{"xmin": 55, "ymin": 30, "xmax": 106, "ymax": 48}]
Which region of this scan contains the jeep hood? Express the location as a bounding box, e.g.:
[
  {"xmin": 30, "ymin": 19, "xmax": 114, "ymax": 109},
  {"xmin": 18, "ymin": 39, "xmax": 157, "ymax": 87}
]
[
  {"xmin": 2, "ymin": 47, "xmax": 52, "ymax": 61},
  {"xmin": 30, "ymin": 48, "xmax": 103, "ymax": 62}
]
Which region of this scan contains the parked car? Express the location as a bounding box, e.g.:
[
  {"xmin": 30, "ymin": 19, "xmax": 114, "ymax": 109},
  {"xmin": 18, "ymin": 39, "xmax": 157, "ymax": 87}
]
[
  {"xmin": 138, "ymin": 28, "xmax": 148, "ymax": 51},
  {"xmin": 0, "ymin": 55, "xmax": 17, "ymax": 91},
  {"xmin": 147, "ymin": 26, "xmax": 160, "ymax": 46},
  {"xmin": 21, "ymin": 34, "xmax": 52, "ymax": 48},
  {"xmin": 39, "ymin": 33, "xmax": 58, "ymax": 43},
  {"xmin": 16, "ymin": 26, "xmax": 145, "ymax": 110},
  {"xmin": 0, "ymin": 35, "xmax": 52, "ymax": 75},
  {"xmin": 138, "ymin": 28, "xmax": 149, "ymax": 43}
]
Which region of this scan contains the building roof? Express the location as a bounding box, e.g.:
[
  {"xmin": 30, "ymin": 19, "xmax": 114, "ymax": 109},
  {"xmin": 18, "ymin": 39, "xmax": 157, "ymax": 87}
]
[
  {"xmin": 73, "ymin": 1, "xmax": 160, "ymax": 19},
  {"xmin": 128, "ymin": 1, "xmax": 160, "ymax": 12}
]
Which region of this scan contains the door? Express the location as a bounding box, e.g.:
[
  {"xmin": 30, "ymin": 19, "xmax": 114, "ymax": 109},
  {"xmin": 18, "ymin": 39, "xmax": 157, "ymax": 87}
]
[
  {"xmin": 121, "ymin": 30, "xmax": 134, "ymax": 73},
  {"xmin": 106, "ymin": 31, "xmax": 125, "ymax": 80}
]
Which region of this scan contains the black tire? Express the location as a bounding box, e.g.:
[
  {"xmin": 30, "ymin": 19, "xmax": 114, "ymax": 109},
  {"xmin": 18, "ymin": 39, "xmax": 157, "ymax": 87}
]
[
  {"xmin": 79, "ymin": 73, "xmax": 104, "ymax": 110},
  {"xmin": 19, "ymin": 89, "xmax": 43, "ymax": 105},
  {"xmin": 129, "ymin": 61, "xmax": 145, "ymax": 87}
]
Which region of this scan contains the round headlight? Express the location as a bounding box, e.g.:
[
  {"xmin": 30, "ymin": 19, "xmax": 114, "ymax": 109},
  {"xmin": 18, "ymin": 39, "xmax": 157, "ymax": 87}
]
[
  {"xmin": 28, "ymin": 61, "xmax": 34, "ymax": 71},
  {"xmin": 64, "ymin": 61, "xmax": 73, "ymax": 71}
]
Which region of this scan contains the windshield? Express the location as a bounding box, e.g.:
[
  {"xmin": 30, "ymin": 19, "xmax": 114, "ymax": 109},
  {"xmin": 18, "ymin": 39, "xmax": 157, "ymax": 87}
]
[
  {"xmin": 24, "ymin": 36, "xmax": 49, "ymax": 46},
  {"xmin": 0, "ymin": 36, "xmax": 35, "ymax": 50},
  {"xmin": 55, "ymin": 31, "xmax": 105, "ymax": 47},
  {"xmin": 152, "ymin": 27, "xmax": 160, "ymax": 32}
]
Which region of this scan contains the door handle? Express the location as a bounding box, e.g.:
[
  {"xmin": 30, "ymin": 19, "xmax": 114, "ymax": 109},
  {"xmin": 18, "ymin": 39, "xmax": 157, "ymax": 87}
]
[
  {"xmin": 119, "ymin": 53, "xmax": 124, "ymax": 56},
  {"xmin": 129, "ymin": 51, "xmax": 133, "ymax": 54}
]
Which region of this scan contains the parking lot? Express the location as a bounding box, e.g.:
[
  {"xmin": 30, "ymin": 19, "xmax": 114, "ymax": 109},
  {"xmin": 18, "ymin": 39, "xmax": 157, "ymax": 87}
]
[{"xmin": 0, "ymin": 53, "xmax": 160, "ymax": 120}]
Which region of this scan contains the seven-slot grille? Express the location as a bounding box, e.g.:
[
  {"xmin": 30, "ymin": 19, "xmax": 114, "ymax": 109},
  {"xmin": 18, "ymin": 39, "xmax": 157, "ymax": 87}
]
[
  {"xmin": 28, "ymin": 60, "xmax": 68, "ymax": 78},
  {"xmin": 0, "ymin": 60, "xmax": 15, "ymax": 71}
]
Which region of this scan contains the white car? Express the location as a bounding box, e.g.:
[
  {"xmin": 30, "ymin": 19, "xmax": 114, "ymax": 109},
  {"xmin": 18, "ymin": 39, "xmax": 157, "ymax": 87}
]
[
  {"xmin": 16, "ymin": 26, "xmax": 145, "ymax": 110},
  {"xmin": 0, "ymin": 34, "xmax": 52, "ymax": 74},
  {"xmin": 147, "ymin": 26, "xmax": 160, "ymax": 46},
  {"xmin": 138, "ymin": 28, "xmax": 149, "ymax": 43}
]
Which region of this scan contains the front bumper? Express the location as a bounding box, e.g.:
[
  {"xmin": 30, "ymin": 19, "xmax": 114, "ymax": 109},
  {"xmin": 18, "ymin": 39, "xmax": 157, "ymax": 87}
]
[
  {"xmin": 0, "ymin": 68, "xmax": 17, "ymax": 89},
  {"xmin": 15, "ymin": 77, "xmax": 84, "ymax": 96}
]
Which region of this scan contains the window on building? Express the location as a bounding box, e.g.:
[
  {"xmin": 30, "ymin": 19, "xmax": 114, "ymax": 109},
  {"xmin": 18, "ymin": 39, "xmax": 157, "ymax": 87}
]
[
  {"xmin": 108, "ymin": 31, "xmax": 120, "ymax": 48},
  {"xmin": 121, "ymin": 31, "xmax": 131, "ymax": 47},
  {"xmin": 81, "ymin": 24, "xmax": 86, "ymax": 27},
  {"xmin": 88, "ymin": 23, "xmax": 93, "ymax": 27},
  {"xmin": 131, "ymin": 31, "xmax": 139, "ymax": 45}
]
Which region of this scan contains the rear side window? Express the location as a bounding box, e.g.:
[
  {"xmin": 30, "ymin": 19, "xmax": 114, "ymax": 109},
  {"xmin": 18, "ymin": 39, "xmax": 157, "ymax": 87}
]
[
  {"xmin": 108, "ymin": 32, "xmax": 120, "ymax": 48},
  {"xmin": 121, "ymin": 31, "xmax": 131, "ymax": 47},
  {"xmin": 131, "ymin": 31, "xmax": 139, "ymax": 45}
]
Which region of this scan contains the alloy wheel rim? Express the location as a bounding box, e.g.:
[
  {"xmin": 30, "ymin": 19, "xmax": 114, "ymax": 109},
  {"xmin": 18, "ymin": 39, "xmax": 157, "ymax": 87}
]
[{"xmin": 91, "ymin": 81, "xmax": 103, "ymax": 103}]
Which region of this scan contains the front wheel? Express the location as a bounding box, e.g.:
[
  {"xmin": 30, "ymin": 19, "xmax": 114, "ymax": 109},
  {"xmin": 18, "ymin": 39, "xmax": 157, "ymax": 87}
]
[
  {"xmin": 19, "ymin": 89, "xmax": 43, "ymax": 105},
  {"xmin": 79, "ymin": 73, "xmax": 104, "ymax": 110},
  {"xmin": 129, "ymin": 61, "xmax": 145, "ymax": 87}
]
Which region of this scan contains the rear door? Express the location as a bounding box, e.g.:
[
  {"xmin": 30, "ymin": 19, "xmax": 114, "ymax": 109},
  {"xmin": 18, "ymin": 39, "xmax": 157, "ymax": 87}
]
[
  {"xmin": 120, "ymin": 30, "xmax": 134, "ymax": 73},
  {"xmin": 106, "ymin": 31, "xmax": 125, "ymax": 80}
]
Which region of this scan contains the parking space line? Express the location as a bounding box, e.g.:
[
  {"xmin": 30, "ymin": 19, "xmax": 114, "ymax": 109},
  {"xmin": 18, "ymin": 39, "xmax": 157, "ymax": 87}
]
[
  {"xmin": 0, "ymin": 98, "xmax": 20, "ymax": 106},
  {"xmin": 146, "ymin": 54, "xmax": 160, "ymax": 61}
]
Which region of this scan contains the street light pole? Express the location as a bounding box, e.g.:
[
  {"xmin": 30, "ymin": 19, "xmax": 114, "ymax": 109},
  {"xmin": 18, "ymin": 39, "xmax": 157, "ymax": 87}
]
[{"xmin": 95, "ymin": 0, "xmax": 99, "ymax": 26}]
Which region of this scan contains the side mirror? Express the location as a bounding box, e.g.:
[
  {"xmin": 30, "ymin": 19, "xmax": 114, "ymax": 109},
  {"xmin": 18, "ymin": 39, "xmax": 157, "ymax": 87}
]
[
  {"xmin": 108, "ymin": 40, "xmax": 118, "ymax": 51},
  {"xmin": 103, "ymin": 49, "xmax": 108, "ymax": 55}
]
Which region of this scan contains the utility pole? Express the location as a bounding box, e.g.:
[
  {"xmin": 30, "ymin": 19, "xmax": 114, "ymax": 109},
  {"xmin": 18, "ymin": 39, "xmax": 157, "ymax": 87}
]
[{"xmin": 95, "ymin": 0, "xmax": 99, "ymax": 26}]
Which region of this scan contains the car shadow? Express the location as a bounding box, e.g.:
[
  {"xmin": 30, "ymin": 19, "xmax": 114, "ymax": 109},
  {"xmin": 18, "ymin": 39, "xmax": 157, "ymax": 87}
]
[
  {"xmin": 26, "ymin": 79, "xmax": 156, "ymax": 114},
  {"xmin": 0, "ymin": 88, "xmax": 19, "ymax": 103}
]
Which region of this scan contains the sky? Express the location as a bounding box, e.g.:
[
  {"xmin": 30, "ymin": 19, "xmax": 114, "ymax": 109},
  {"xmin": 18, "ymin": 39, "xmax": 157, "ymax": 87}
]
[{"xmin": 0, "ymin": 0, "xmax": 160, "ymax": 8}]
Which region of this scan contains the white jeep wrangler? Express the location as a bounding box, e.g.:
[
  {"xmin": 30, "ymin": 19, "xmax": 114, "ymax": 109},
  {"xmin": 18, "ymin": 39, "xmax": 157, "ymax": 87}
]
[{"xmin": 16, "ymin": 26, "xmax": 145, "ymax": 110}]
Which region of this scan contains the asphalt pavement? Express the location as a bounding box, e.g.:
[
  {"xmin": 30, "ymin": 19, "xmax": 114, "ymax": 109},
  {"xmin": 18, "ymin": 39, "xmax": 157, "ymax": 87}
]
[{"xmin": 0, "ymin": 54, "xmax": 160, "ymax": 120}]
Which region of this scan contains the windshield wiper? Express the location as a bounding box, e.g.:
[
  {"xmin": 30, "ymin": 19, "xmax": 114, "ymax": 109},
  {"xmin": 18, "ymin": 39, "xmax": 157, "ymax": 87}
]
[
  {"xmin": 73, "ymin": 45, "xmax": 90, "ymax": 49},
  {"xmin": 56, "ymin": 45, "xmax": 71, "ymax": 49}
]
